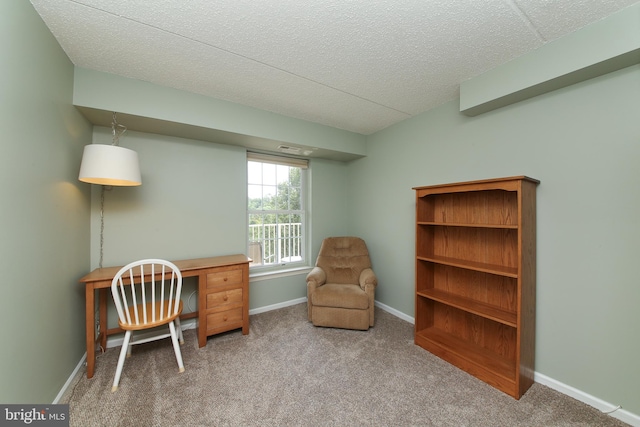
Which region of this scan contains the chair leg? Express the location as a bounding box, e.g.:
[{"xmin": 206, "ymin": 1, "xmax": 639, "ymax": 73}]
[
  {"xmin": 175, "ymin": 317, "xmax": 184, "ymax": 344},
  {"xmin": 168, "ymin": 321, "xmax": 185, "ymax": 373},
  {"xmin": 112, "ymin": 330, "xmax": 132, "ymax": 392}
]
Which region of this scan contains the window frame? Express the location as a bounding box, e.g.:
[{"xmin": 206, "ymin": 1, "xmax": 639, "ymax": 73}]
[{"xmin": 247, "ymin": 152, "xmax": 310, "ymax": 275}]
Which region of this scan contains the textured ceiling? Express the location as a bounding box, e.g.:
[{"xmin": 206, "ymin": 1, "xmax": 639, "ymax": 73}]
[{"xmin": 30, "ymin": 0, "xmax": 640, "ymax": 135}]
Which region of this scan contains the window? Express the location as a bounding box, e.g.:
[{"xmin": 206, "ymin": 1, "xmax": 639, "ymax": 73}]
[{"xmin": 247, "ymin": 152, "xmax": 308, "ymax": 271}]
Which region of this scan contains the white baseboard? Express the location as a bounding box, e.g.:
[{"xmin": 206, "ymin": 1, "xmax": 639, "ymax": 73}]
[
  {"xmin": 534, "ymin": 372, "xmax": 639, "ymax": 426},
  {"xmin": 249, "ymin": 296, "xmax": 308, "ymax": 315},
  {"xmin": 52, "ymin": 352, "xmax": 87, "ymax": 404},
  {"xmin": 57, "ymin": 298, "xmax": 640, "ymax": 427},
  {"xmin": 375, "ymin": 300, "xmax": 415, "ymax": 324}
]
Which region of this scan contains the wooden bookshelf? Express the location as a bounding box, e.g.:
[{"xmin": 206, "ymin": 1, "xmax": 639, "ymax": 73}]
[{"xmin": 413, "ymin": 176, "xmax": 539, "ymax": 399}]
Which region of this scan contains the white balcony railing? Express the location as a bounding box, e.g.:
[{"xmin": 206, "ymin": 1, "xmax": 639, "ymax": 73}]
[{"xmin": 249, "ymin": 223, "xmax": 302, "ymax": 265}]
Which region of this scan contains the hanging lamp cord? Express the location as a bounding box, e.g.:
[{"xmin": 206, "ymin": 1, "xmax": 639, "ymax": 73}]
[
  {"xmin": 98, "ymin": 112, "xmax": 127, "ymax": 268},
  {"xmin": 110, "ymin": 111, "xmax": 127, "ymax": 146}
]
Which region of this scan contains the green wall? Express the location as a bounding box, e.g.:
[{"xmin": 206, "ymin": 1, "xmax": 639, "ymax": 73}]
[
  {"xmin": 89, "ymin": 125, "xmax": 350, "ymax": 325},
  {"xmin": 89, "ymin": 129, "xmax": 350, "ymax": 270},
  {"xmin": 0, "ymin": 2, "xmax": 92, "ymax": 403},
  {"xmin": 349, "ymin": 64, "xmax": 640, "ymax": 415},
  {"xmin": 88, "ymin": 129, "xmax": 248, "ymax": 267}
]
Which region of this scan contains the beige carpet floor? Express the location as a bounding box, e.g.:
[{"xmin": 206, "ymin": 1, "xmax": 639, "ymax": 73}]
[{"xmin": 61, "ymin": 303, "xmax": 628, "ymax": 426}]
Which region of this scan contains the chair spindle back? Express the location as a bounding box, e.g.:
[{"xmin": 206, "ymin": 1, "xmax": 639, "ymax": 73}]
[{"xmin": 112, "ymin": 259, "xmax": 183, "ymax": 327}]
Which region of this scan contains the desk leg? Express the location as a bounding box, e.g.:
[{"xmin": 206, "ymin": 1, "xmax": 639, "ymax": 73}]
[
  {"xmin": 242, "ymin": 307, "xmax": 249, "ymax": 335},
  {"xmin": 242, "ymin": 263, "xmax": 249, "ymax": 335},
  {"xmin": 85, "ymin": 286, "xmax": 95, "ymax": 379},
  {"xmin": 197, "ymin": 273, "xmax": 206, "ymax": 348},
  {"xmin": 99, "ymin": 288, "xmax": 108, "ymax": 351}
]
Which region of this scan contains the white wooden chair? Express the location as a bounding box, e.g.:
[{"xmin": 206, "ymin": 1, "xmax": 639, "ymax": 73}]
[{"xmin": 110, "ymin": 259, "xmax": 185, "ymax": 392}]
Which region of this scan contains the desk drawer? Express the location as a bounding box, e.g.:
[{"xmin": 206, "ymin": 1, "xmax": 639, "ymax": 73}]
[
  {"xmin": 206, "ymin": 288, "xmax": 242, "ymax": 310},
  {"xmin": 207, "ymin": 268, "xmax": 243, "ymax": 289},
  {"xmin": 206, "ymin": 308, "xmax": 243, "ymax": 334}
]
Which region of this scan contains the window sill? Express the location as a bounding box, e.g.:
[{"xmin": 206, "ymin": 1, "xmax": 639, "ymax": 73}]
[{"xmin": 249, "ymin": 266, "xmax": 313, "ymax": 282}]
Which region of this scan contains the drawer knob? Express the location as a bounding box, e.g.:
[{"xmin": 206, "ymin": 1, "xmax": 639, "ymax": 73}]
[
  {"xmin": 224, "ymin": 277, "xmax": 228, "ymax": 281},
  {"xmin": 223, "ymin": 315, "xmax": 228, "ymax": 321},
  {"xmin": 223, "ymin": 295, "xmax": 228, "ymax": 301}
]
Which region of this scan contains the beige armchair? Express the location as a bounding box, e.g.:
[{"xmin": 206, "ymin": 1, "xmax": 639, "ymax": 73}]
[{"xmin": 306, "ymin": 237, "xmax": 377, "ymax": 330}]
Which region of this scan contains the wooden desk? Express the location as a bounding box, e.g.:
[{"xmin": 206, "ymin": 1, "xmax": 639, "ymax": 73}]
[{"xmin": 79, "ymin": 254, "xmax": 251, "ymax": 378}]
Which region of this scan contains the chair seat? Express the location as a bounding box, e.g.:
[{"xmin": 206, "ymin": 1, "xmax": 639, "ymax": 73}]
[
  {"xmin": 311, "ymin": 283, "xmax": 369, "ymax": 310},
  {"xmin": 120, "ymin": 300, "xmax": 183, "ymax": 331}
]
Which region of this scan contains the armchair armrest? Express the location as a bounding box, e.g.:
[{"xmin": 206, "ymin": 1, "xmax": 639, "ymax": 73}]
[
  {"xmin": 359, "ymin": 268, "xmax": 377, "ymax": 290},
  {"xmin": 360, "ymin": 268, "xmax": 377, "ymax": 327},
  {"xmin": 306, "ymin": 267, "xmax": 326, "ymax": 288},
  {"xmin": 306, "ymin": 267, "xmax": 326, "ymax": 320}
]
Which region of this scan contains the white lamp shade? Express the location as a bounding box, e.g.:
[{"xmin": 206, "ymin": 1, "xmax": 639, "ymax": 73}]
[{"xmin": 78, "ymin": 144, "xmax": 141, "ymax": 186}]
